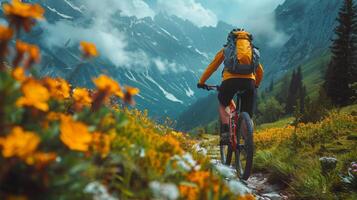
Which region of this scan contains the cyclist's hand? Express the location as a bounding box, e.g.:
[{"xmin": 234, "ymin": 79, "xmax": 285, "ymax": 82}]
[{"xmin": 197, "ymin": 83, "xmax": 208, "ymax": 90}]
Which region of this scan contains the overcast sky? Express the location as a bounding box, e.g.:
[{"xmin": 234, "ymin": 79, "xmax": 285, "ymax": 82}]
[{"xmin": 145, "ymin": 0, "xmax": 287, "ymax": 46}]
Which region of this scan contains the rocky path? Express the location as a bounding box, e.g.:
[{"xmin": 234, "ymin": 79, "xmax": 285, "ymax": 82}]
[{"xmin": 198, "ymin": 135, "xmax": 289, "ymax": 200}]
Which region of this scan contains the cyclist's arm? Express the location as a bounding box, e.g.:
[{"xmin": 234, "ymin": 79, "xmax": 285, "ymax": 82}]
[
  {"xmin": 199, "ymin": 49, "xmax": 225, "ymax": 84},
  {"xmin": 255, "ymin": 63, "xmax": 264, "ymax": 87}
]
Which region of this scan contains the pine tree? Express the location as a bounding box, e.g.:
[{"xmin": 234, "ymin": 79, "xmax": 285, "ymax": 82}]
[
  {"xmin": 286, "ymin": 70, "xmax": 297, "ymax": 114},
  {"xmin": 269, "ymin": 79, "xmax": 274, "ymax": 92},
  {"xmin": 325, "ymin": 0, "xmax": 357, "ymax": 106},
  {"xmin": 286, "ymin": 67, "xmax": 306, "ymax": 114},
  {"xmin": 275, "ymin": 74, "xmax": 290, "ymax": 104}
]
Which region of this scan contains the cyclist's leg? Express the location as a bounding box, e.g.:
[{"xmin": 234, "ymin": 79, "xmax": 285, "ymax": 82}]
[
  {"xmin": 240, "ymin": 79, "xmax": 256, "ymax": 118},
  {"xmin": 218, "ymin": 79, "xmax": 237, "ymax": 144}
]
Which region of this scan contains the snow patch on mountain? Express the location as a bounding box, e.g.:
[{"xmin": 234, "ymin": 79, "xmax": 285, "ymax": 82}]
[
  {"xmin": 145, "ymin": 75, "xmax": 183, "ymax": 104},
  {"xmin": 63, "ymin": 0, "xmax": 83, "ymax": 13},
  {"xmin": 47, "ymin": 6, "xmax": 73, "ymax": 19},
  {"xmin": 184, "ymin": 82, "xmax": 195, "ymax": 97},
  {"xmin": 194, "ymin": 48, "xmax": 209, "ymax": 60},
  {"xmin": 159, "ymin": 27, "xmax": 179, "ymax": 41}
]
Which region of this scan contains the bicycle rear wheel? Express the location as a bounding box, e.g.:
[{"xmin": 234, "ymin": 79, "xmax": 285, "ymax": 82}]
[{"xmin": 236, "ymin": 112, "xmax": 254, "ymax": 180}]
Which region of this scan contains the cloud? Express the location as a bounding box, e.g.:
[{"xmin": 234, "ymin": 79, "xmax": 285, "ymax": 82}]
[
  {"xmin": 156, "ymin": 0, "xmax": 218, "ymax": 27},
  {"xmin": 41, "ymin": 0, "xmax": 152, "ymax": 70},
  {"xmin": 153, "ymin": 58, "xmax": 187, "ymax": 73},
  {"xmin": 197, "ymin": 0, "xmax": 288, "ymax": 46},
  {"xmin": 83, "ymin": 0, "xmax": 155, "ymax": 19}
]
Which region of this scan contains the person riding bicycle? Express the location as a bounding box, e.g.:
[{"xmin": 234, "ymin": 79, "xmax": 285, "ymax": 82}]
[{"xmin": 197, "ymin": 29, "xmax": 264, "ymax": 145}]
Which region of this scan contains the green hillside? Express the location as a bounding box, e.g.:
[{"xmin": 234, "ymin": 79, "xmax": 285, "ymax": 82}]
[
  {"xmin": 176, "ymin": 94, "xmax": 219, "ymax": 131},
  {"xmin": 270, "ymin": 52, "xmax": 331, "ymax": 98}
]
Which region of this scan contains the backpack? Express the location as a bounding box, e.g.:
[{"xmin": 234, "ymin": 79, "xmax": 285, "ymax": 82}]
[{"xmin": 223, "ymin": 29, "xmax": 260, "ymax": 75}]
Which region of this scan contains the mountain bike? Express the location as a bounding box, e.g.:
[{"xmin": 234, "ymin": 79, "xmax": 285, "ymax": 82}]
[{"xmin": 201, "ymin": 85, "xmax": 254, "ymax": 180}]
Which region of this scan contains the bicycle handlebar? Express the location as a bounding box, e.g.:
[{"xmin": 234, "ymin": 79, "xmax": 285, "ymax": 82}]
[{"xmin": 198, "ymin": 84, "xmax": 220, "ymax": 91}]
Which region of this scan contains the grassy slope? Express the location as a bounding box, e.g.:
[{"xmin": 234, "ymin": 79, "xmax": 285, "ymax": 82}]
[
  {"xmin": 270, "ymin": 52, "xmax": 330, "ymax": 98},
  {"xmin": 253, "ymin": 107, "xmax": 357, "ymax": 199},
  {"xmin": 197, "ymin": 107, "xmax": 357, "ymax": 199}
]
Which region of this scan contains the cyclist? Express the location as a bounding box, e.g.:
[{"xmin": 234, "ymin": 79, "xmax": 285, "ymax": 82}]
[{"xmin": 197, "ymin": 29, "xmax": 264, "ymax": 145}]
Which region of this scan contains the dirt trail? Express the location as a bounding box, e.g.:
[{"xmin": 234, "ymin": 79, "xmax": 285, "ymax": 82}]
[{"xmin": 199, "ymin": 134, "xmax": 289, "ymax": 200}]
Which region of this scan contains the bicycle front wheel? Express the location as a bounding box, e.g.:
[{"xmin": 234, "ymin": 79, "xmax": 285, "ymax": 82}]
[
  {"xmin": 236, "ymin": 112, "xmax": 254, "ymax": 180},
  {"xmin": 220, "ymin": 143, "xmax": 232, "ymax": 165}
]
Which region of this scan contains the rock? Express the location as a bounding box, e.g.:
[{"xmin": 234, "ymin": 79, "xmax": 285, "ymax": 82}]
[
  {"xmin": 319, "ymin": 157, "xmax": 338, "ymax": 174},
  {"xmin": 227, "ymin": 180, "xmax": 252, "ymax": 195},
  {"xmin": 262, "ymin": 192, "xmax": 283, "ymax": 200}
]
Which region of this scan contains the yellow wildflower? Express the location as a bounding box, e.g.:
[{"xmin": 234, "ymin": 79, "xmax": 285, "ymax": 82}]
[
  {"xmin": 0, "ymin": 126, "xmax": 40, "ymax": 158},
  {"xmin": 16, "ymin": 79, "xmax": 50, "ymax": 111},
  {"xmin": 92, "ymin": 132, "xmax": 115, "ymax": 157},
  {"xmin": 0, "ymin": 25, "xmax": 13, "ymax": 41},
  {"xmin": 73, "ymin": 87, "xmax": 92, "ymax": 106},
  {"xmin": 60, "ymin": 115, "xmax": 92, "ymax": 152},
  {"xmin": 11, "ymin": 67, "xmax": 26, "ymax": 82},
  {"xmin": 80, "ymin": 41, "xmax": 98, "ymax": 58},
  {"xmin": 3, "ymin": 0, "xmax": 44, "ymax": 19},
  {"xmin": 159, "ymin": 135, "xmax": 183, "ymax": 155},
  {"xmin": 42, "ymin": 77, "xmax": 70, "ymax": 100}
]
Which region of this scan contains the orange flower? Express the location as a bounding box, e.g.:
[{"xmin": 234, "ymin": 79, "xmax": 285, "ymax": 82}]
[
  {"xmin": 16, "ymin": 40, "xmax": 28, "ymax": 54},
  {"xmin": 80, "ymin": 41, "xmax": 98, "ymax": 58},
  {"xmin": 46, "ymin": 112, "xmax": 63, "ymax": 121},
  {"xmin": 12, "ymin": 67, "xmax": 26, "ymax": 82},
  {"xmin": 179, "ymin": 184, "xmax": 199, "ymax": 200},
  {"xmin": 237, "ymin": 194, "xmax": 256, "ymax": 200},
  {"xmin": 189, "ymin": 171, "xmax": 211, "ymax": 188},
  {"xmin": 25, "ymin": 152, "xmax": 57, "ymax": 166},
  {"xmin": 42, "ymin": 77, "xmax": 70, "ymax": 100},
  {"xmin": 16, "ymin": 79, "xmax": 50, "ymax": 111},
  {"xmin": 73, "ymin": 88, "xmax": 92, "ymax": 106},
  {"xmin": 28, "ymin": 44, "xmax": 40, "ymax": 63},
  {"xmin": 124, "ymin": 86, "xmax": 140, "ymax": 105},
  {"xmin": 3, "ymin": 0, "xmax": 44, "ymax": 33},
  {"xmin": 92, "ymin": 132, "xmax": 115, "ymax": 157},
  {"xmin": 125, "ymin": 86, "xmax": 140, "ymax": 96},
  {"xmin": 15, "ymin": 40, "xmax": 41, "ymax": 63},
  {"xmin": 60, "ymin": 115, "xmax": 92, "ymax": 152},
  {"xmin": 0, "ymin": 25, "xmax": 13, "ymax": 41},
  {"xmin": 3, "ymin": 0, "xmax": 44, "ymax": 19},
  {"xmin": 93, "ymin": 75, "xmax": 123, "ymax": 97},
  {"xmin": 0, "ymin": 126, "xmax": 40, "ymax": 158}
]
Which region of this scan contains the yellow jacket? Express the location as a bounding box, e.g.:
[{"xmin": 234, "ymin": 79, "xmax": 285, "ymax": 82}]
[{"xmin": 199, "ymin": 48, "xmax": 264, "ymax": 87}]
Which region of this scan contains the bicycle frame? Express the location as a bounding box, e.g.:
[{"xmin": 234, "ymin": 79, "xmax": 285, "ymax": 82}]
[{"xmin": 229, "ymin": 94, "xmax": 241, "ymax": 152}]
